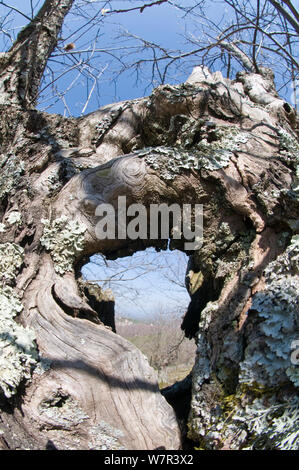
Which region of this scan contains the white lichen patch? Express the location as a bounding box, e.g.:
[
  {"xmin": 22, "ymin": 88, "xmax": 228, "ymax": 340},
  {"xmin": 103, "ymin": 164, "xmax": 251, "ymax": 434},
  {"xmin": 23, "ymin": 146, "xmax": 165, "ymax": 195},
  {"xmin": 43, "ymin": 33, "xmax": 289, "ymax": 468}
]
[
  {"xmin": 0, "ymin": 286, "xmax": 38, "ymax": 398},
  {"xmin": 92, "ymin": 104, "xmax": 129, "ymax": 146},
  {"xmin": 138, "ymin": 145, "xmax": 231, "ymax": 180},
  {"xmin": 6, "ymin": 211, "xmax": 22, "ymax": 226},
  {"xmin": 148, "ymin": 83, "xmax": 202, "ymax": 110},
  {"xmin": 195, "ymin": 126, "xmax": 250, "ymax": 170},
  {"xmin": 188, "ymin": 235, "xmax": 299, "ymax": 450},
  {"xmin": 0, "ymin": 223, "xmax": 6, "ymax": 232},
  {"xmin": 137, "ymin": 146, "xmax": 197, "ymax": 180},
  {"xmin": 39, "ymin": 392, "xmax": 89, "ymax": 428},
  {"xmin": 277, "ymin": 127, "xmax": 299, "ymax": 203},
  {"xmin": 40, "ymin": 216, "xmax": 86, "ymax": 274},
  {"xmin": 47, "ymin": 169, "xmax": 63, "ymax": 194},
  {"xmin": 215, "ymin": 222, "xmax": 235, "ymax": 247},
  {"xmin": 33, "ymin": 355, "xmax": 52, "ymax": 376},
  {"xmin": 137, "ymin": 126, "xmax": 250, "ymax": 180},
  {"xmin": 0, "ymin": 243, "xmax": 24, "ymax": 280},
  {"xmin": 0, "ymin": 154, "xmax": 24, "ymax": 200},
  {"xmin": 291, "ymin": 164, "xmax": 299, "ymax": 199},
  {"xmin": 192, "ymin": 301, "xmax": 219, "ymax": 390},
  {"xmin": 89, "ymin": 420, "xmax": 125, "ymax": 450},
  {"xmin": 277, "ymin": 127, "xmax": 299, "ymax": 164}
]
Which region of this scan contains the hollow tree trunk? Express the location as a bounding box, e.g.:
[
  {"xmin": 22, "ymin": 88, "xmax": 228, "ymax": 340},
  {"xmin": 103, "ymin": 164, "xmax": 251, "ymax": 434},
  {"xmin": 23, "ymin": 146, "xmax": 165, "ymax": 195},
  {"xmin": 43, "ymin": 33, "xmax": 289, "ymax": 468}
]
[{"xmin": 0, "ymin": 4, "xmax": 298, "ymax": 451}]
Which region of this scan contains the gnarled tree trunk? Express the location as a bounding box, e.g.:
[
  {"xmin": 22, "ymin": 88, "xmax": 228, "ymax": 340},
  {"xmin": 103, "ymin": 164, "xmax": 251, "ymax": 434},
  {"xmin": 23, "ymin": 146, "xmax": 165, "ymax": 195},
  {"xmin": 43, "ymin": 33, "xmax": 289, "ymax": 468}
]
[{"xmin": 0, "ymin": 2, "xmax": 298, "ymax": 451}]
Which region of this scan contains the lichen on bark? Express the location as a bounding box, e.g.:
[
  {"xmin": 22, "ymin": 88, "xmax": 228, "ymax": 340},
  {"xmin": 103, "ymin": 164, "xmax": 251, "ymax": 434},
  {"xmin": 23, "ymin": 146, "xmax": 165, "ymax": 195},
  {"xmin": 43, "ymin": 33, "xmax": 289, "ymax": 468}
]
[
  {"xmin": 0, "ymin": 287, "xmax": 38, "ymax": 399},
  {"xmin": 0, "ymin": 243, "xmax": 24, "ymax": 280},
  {"xmin": 240, "ymin": 235, "xmax": 299, "ymax": 388},
  {"xmin": 187, "ymin": 235, "xmax": 299, "ymax": 450},
  {"xmin": 40, "ymin": 216, "xmax": 86, "ymax": 274},
  {"xmin": 0, "ymin": 154, "xmax": 24, "ymax": 200}
]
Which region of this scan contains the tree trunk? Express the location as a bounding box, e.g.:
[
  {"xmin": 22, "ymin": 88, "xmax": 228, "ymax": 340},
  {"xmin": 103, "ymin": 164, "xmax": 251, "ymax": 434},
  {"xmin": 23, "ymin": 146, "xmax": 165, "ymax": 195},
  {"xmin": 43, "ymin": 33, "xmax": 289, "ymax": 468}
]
[{"xmin": 0, "ymin": 5, "xmax": 298, "ymax": 450}]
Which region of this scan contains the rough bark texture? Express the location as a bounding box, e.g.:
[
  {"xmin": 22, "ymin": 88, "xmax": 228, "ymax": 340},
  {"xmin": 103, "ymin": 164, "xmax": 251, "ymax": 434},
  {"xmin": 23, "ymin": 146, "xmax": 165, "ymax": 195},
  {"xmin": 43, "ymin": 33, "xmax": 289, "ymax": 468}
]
[
  {"xmin": 0, "ymin": 0, "xmax": 74, "ymax": 108},
  {"xmin": 0, "ymin": 7, "xmax": 298, "ymax": 450}
]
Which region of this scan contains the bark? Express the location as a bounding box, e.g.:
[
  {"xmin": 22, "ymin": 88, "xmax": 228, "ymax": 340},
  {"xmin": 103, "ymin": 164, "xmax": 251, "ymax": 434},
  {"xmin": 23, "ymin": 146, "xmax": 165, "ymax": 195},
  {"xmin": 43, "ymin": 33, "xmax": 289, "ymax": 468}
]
[
  {"xmin": 0, "ymin": 0, "xmax": 74, "ymax": 108},
  {"xmin": 0, "ymin": 3, "xmax": 298, "ymax": 451}
]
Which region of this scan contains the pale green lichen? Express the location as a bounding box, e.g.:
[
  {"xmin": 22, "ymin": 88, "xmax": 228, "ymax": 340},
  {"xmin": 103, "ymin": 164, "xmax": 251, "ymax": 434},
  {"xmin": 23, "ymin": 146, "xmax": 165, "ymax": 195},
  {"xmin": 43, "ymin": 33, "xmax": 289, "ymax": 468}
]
[
  {"xmin": 0, "ymin": 223, "xmax": 6, "ymax": 232},
  {"xmin": 0, "ymin": 243, "xmax": 24, "ymax": 280},
  {"xmin": 92, "ymin": 103, "xmax": 129, "ymax": 147},
  {"xmin": 47, "ymin": 160, "xmax": 83, "ymax": 195},
  {"xmin": 89, "ymin": 420, "xmax": 126, "ymax": 450},
  {"xmin": 277, "ymin": 127, "xmax": 299, "ymax": 164},
  {"xmin": 0, "ymin": 154, "xmax": 24, "ymax": 200},
  {"xmin": 6, "ymin": 211, "xmax": 22, "ymax": 226},
  {"xmin": 213, "ymin": 223, "xmax": 246, "ymax": 279},
  {"xmin": 233, "ymin": 397, "xmax": 299, "ymax": 450},
  {"xmin": 188, "ymin": 235, "xmax": 299, "ymax": 449},
  {"xmin": 277, "ymin": 127, "xmax": 299, "ymax": 204},
  {"xmin": 40, "ymin": 216, "xmax": 86, "ymax": 274},
  {"xmin": 188, "ymin": 380, "xmax": 299, "ymax": 450},
  {"xmin": 191, "ymin": 301, "xmax": 219, "ymax": 391},
  {"xmin": 33, "ymin": 355, "xmax": 52, "ymax": 376},
  {"xmin": 47, "ymin": 169, "xmax": 63, "ymax": 194},
  {"xmin": 137, "ymin": 125, "xmax": 250, "ymax": 180},
  {"xmin": 291, "ymin": 164, "xmax": 299, "ymax": 198},
  {"xmin": 0, "ymin": 286, "xmax": 38, "ymax": 398},
  {"xmin": 216, "ymin": 222, "xmax": 235, "ymax": 243},
  {"xmin": 137, "ymin": 146, "xmax": 197, "ymax": 180},
  {"xmin": 137, "ymin": 144, "xmax": 230, "ymax": 180},
  {"xmin": 240, "ymin": 235, "xmax": 299, "ymax": 387},
  {"xmin": 39, "ymin": 391, "xmax": 89, "ymax": 428},
  {"xmin": 195, "ymin": 126, "xmax": 250, "ymax": 166}
]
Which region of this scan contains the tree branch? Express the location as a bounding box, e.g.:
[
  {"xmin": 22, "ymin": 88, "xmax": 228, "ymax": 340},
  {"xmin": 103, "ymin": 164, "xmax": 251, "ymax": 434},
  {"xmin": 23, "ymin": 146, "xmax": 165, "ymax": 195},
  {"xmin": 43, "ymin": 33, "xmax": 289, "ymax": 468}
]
[
  {"xmin": 0, "ymin": 0, "xmax": 74, "ymax": 108},
  {"xmin": 224, "ymin": 0, "xmax": 299, "ymax": 69},
  {"xmin": 0, "ymin": 1, "xmax": 32, "ymax": 21},
  {"xmin": 252, "ymin": 0, "xmax": 260, "ymax": 72},
  {"xmin": 109, "ymin": 0, "xmax": 169, "ymax": 15},
  {"xmin": 220, "ymin": 41, "xmax": 255, "ymax": 72},
  {"xmin": 267, "ymin": 0, "xmax": 299, "ymax": 33}
]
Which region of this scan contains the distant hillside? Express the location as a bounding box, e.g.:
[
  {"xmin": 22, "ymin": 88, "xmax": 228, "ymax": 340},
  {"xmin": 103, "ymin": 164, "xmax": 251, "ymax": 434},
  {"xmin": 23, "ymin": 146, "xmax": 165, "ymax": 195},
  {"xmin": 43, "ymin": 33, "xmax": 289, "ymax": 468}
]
[{"xmin": 116, "ymin": 315, "xmax": 196, "ymax": 388}]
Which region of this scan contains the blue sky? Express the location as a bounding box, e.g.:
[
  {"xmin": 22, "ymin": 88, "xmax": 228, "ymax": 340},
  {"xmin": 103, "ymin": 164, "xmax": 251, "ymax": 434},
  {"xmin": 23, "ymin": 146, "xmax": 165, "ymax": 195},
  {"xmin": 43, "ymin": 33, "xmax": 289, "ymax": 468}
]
[
  {"xmin": 46, "ymin": 0, "xmax": 198, "ymax": 115},
  {"xmin": 1, "ymin": 1, "xmax": 297, "ymax": 116},
  {"xmin": 0, "ymin": 1, "xmax": 194, "ymax": 114},
  {"xmin": 82, "ymin": 248, "xmax": 191, "ymax": 320}
]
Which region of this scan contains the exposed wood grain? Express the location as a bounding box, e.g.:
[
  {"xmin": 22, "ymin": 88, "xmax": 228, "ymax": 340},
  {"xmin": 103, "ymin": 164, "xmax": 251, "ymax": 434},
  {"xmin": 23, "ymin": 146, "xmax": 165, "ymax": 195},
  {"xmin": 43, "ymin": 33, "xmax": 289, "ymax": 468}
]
[{"xmin": 0, "ymin": 67, "xmax": 298, "ymax": 450}]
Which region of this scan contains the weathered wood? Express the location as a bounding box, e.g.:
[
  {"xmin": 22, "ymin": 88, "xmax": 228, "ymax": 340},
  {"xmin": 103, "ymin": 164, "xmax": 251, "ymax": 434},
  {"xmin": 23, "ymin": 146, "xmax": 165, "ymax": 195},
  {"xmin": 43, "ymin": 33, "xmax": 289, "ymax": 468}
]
[{"xmin": 0, "ymin": 63, "xmax": 298, "ymax": 450}]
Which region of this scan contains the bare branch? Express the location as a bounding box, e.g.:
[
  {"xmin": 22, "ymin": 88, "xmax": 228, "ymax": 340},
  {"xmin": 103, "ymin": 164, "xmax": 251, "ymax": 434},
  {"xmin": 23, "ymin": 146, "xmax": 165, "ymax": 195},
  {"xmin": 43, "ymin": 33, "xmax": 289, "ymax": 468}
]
[
  {"xmin": 0, "ymin": 1, "xmax": 32, "ymax": 21},
  {"xmin": 109, "ymin": 0, "xmax": 169, "ymax": 15},
  {"xmin": 268, "ymin": 0, "xmax": 299, "ymax": 33},
  {"xmin": 224, "ymin": 0, "xmax": 299, "ymax": 68},
  {"xmin": 252, "ymin": 0, "xmax": 261, "ymax": 72},
  {"xmin": 0, "ymin": 0, "xmax": 74, "ymax": 107},
  {"xmin": 220, "ymin": 41, "xmax": 255, "ymax": 72}
]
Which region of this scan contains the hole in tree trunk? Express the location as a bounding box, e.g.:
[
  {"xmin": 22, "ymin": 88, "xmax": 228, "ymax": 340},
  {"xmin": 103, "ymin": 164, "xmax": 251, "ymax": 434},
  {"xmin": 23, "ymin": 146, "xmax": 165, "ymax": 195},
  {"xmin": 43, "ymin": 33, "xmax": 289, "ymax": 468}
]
[
  {"xmin": 81, "ymin": 247, "xmax": 196, "ymax": 387},
  {"xmin": 81, "ymin": 246, "xmax": 199, "ymax": 447},
  {"xmin": 79, "ymin": 231, "xmax": 226, "ymax": 449}
]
